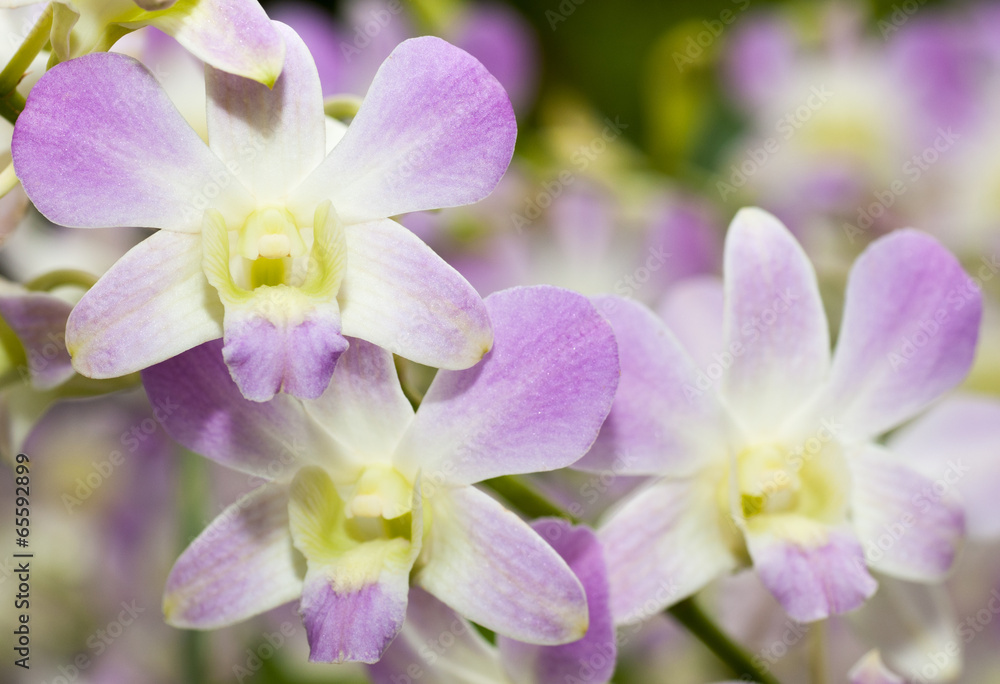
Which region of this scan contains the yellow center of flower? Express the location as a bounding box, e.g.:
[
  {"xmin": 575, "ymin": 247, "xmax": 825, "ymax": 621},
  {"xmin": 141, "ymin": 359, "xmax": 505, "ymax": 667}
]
[
  {"xmin": 202, "ymin": 201, "xmax": 347, "ymax": 309},
  {"xmin": 716, "ymin": 438, "xmax": 849, "ymax": 544}
]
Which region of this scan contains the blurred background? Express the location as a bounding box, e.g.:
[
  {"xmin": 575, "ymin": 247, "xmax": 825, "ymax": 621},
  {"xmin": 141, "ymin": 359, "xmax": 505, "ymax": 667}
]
[{"xmin": 5, "ymin": 0, "xmax": 1000, "ymax": 682}]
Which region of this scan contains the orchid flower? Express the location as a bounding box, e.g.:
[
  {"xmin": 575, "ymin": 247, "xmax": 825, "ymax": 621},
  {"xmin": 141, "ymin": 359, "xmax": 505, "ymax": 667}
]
[
  {"xmin": 0, "ymin": 0, "xmax": 284, "ymax": 85},
  {"xmin": 140, "ymin": 286, "xmax": 619, "ymax": 663},
  {"xmin": 581, "ymin": 208, "xmax": 980, "ymax": 624},
  {"xmin": 368, "ymin": 519, "xmax": 616, "ymax": 684},
  {"xmin": 13, "ymin": 24, "xmax": 516, "ymax": 401}
]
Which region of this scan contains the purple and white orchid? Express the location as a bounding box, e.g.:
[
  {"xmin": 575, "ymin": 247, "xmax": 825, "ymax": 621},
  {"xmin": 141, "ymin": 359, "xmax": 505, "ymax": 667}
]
[
  {"xmin": 141, "ymin": 286, "xmax": 620, "ymax": 663},
  {"xmin": 582, "ymin": 207, "xmax": 980, "ymax": 624},
  {"xmin": 13, "ymin": 23, "xmax": 516, "ymax": 401},
  {"xmin": 368, "ymin": 519, "xmax": 616, "ymax": 684},
  {"xmin": 1, "ymin": 0, "xmax": 285, "ymax": 84}
]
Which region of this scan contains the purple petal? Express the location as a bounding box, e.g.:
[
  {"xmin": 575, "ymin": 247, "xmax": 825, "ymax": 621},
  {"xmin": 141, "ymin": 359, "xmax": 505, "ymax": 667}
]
[
  {"xmin": 849, "ymin": 650, "xmax": 905, "ymax": 684},
  {"xmin": 149, "ymin": 0, "xmax": 285, "ymax": 86},
  {"xmin": 66, "ymin": 231, "xmax": 223, "ymax": 378},
  {"xmin": 339, "ymin": 218, "xmax": 493, "ymax": 370},
  {"xmin": 222, "ymin": 302, "xmax": 349, "ymax": 402},
  {"xmin": 451, "ymin": 3, "xmax": 538, "ymax": 111},
  {"xmin": 848, "ymin": 445, "xmax": 964, "ymax": 581},
  {"xmin": 575, "ymin": 295, "xmax": 725, "ymax": 476},
  {"xmin": 206, "ymin": 22, "xmax": 324, "ymax": 202},
  {"xmin": 498, "ymin": 520, "xmax": 616, "ymax": 684},
  {"xmin": 824, "ymin": 230, "xmax": 981, "ymax": 440},
  {"xmin": 13, "ymin": 52, "xmax": 251, "ymax": 231},
  {"xmin": 304, "ymin": 338, "xmax": 414, "ymax": 462},
  {"xmin": 417, "ymin": 485, "xmax": 588, "ymax": 644},
  {"xmin": 367, "ymin": 587, "xmax": 506, "ymax": 684},
  {"xmin": 598, "ymin": 477, "xmax": 737, "ymax": 623},
  {"xmin": 0, "ymin": 288, "xmax": 74, "ymax": 389},
  {"xmin": 290, "ymin": 36, "xmax": 516, "ymax": 223},
  {"xmin": 141, "ymin": 339, "xmax": 334, "ymax": 478},
  {"xmin": 163, "ymin": 483, "xmax": 302, "ymax": 628},
  {"xmin": 721, "ymin": 208, "xmax": 830, "ymax": 435},
  {"xmin": 747, "ymin": 525, "xmax": 877, "ymax": 622},
  {"xmin": 397, "ymin": 286, "xmax": 618, "ymax": 485},
  {"xmin": 299, "ymin": 566, "xmax": 409, "ymax": 664},
  {"xmin": 889, "ymin": 395, "xmax": 1000, "ymax": 538}
]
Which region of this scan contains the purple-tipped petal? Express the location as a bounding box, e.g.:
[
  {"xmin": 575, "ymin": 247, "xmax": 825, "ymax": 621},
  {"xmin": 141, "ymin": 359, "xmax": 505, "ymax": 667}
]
[
  {"xmin": 367, "ymin": 587, "xmax": 507, "ymax": 684},
  {"xmin": 290, "ymin": 467, "xmax": 424, "ymax": 664},
  {"xmin": 598, "ymin": 477, "xmax": 737, "ymax": 623},
  {"xmin": 889, "ymin": 395, "xmax": 1000, "ymax": 538},
  {"xmin": 576, "ymin": 295, "xmax": 725, "ymax": 476},
  {"xmin": 397, "ymin": 286, "xmax": 618, "ymax": 485},
  {"xmin": 824, "ymin": 230, "xmax": 981, "ymax": 441},
  {"xmin": 304, "ymin": 338, "xmax": 414, "ymax": 462},
  {"xmin": 849, "ymin": 445, "xmax": 964, "ymax": 581},
  {"xmin": 849, "ymin": 650, "xmax": 905, "ymax": 684},
  {"xmin": 498, "ymin": 520, "xmax": 616, "ymax": 684},
  {"xmin": 163, "ymin": 483, "xmax": 302, "ymax": 628},
  {"xmin": 721, "ymin": 208, "xmax": 830, "ymax": 435},
  {"xmin": 299, "ymin": 566, "xmax": 410, "ymax": 664},
  {"xmin": 747, "ymin": 525, "xmax": 877, "ymax": 622},
  {"xmin": 67, "ymin": 231, "xmax": 223, "ymax": 378},
  {"xmin": 290, "ymin": 36, "xmax": 516, "ymax": 223},
  {"xmin": 417, "ymin": 485, "xmax": 588, "ymax": 645},
  {"xmin": 149, "ymin": 0, "xmax": 285, "ymax": 86},
  {"xmin": 0, "ymin": 288, "xmax": 74, "ymax": 390},
  {"xmin": 339, "ymin": 218, "xmax": 493, "ymax": 370},
  {"xmin": 141, "ymin": 339, "xmax": 335, "ymax": 478},
  {"xmin": 206, "ymin": 22, "xmax": 324, "ymax": 202},
  {"xmin": 13, "ymin": 52, "xmax": 251, "ymax": 231},
  {"xmin": 452, "ymin": 3, "xmax": 538, "ymax": 111},
  {"xmin": 222, "ymin": 303, "xmax": 348, "ymax": 402}
]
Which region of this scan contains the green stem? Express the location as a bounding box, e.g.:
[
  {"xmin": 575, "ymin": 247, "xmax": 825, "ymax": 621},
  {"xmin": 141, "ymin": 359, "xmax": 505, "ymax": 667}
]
[
  {"xmin": 668, "ymin": 598, "xmax": 780, "ymax": 684},
  {"xmin": 0, "ymin": 3, "xmax": 53, "ymax": 97},
  {"xmin": 178, "ymin": 450, "xmax": 209, "ymax": 684},
  {"xmin": 25, "ymin": 268, "xmax": 98, "ymax": 292},
  {"xmin": 484, "ymin": 476, "xmax": 780, "ymax": 684},
  {"xmin": 482, "ymin": 475, "xmax": 580, "ymax": 524}
]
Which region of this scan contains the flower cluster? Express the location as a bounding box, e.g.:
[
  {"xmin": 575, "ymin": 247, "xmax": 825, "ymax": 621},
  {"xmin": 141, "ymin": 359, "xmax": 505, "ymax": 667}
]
[{"xmin": 1, "ymin": 2, "xmax": 999, "ymax": 683}]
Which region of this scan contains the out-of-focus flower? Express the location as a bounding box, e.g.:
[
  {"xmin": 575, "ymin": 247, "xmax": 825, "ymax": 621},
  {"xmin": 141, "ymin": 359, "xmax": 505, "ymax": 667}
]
[
  {"xmin": 275, "ymin": 0, "xmax": 537, "ymax": 111},
  {"xmin": 142, "ymin": 286, "xmax": 619, "ymax": 664},
  {"xmin": 368, "ymin": 519, "xmax": 616, "ymax": 684},
  {"xmin": 581, "ymin": 208, "xmax": 979, "ymax": 624},
  {"xmin": 0, "ymin": 0, "xmax": 284, "ymax": 84},
  {"xmin": 14, "ymin": 24, "xmax": 516, "ymax": 401}
]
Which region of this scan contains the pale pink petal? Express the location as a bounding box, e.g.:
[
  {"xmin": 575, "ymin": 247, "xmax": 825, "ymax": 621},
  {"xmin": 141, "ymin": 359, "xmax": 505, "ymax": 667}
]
[
  {"xmin": 290, "ymin": 36, "xmax": 516, "ymax": 223},
  {"xmin": 163, "ymin": 483, "xmax": 302, "ymax": 628},
  {"xmin": 66, "ymin": 231, "xmax": 223, "ymax": 378},
  {"xmin": 721, "ymin": 208, "xmax": 830, "ymax": 436}
]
